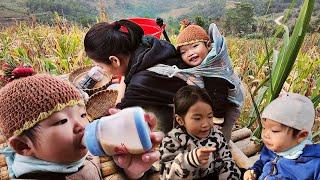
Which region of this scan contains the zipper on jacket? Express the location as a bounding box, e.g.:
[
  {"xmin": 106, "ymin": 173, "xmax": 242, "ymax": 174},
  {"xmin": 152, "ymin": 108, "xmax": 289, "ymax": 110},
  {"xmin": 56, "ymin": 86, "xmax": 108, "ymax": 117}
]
[{"xmin": 264, "ymin": 156, "xmax": 280, "ymax": 180}]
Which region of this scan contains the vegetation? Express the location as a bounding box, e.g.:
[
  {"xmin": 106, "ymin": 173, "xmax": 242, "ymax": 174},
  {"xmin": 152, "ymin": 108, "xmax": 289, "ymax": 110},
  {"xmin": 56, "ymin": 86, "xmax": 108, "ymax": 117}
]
[{"xmin": 0, "ymin": 0, "xmax": 319, "ymax": 141}]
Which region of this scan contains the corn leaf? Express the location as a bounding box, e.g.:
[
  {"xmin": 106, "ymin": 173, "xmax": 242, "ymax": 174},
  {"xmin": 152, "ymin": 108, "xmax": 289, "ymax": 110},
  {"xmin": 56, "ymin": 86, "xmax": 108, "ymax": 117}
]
[{"xmin": 267, "ymin": 0, "xmax": 315, "ymax": 103}]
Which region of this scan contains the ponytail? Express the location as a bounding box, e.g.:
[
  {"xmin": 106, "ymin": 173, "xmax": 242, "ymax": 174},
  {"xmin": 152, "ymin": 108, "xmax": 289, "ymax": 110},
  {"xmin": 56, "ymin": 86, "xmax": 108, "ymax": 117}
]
[{"xmin": 84, "ymin": 19, "xmax": 144, "ymax": 64}]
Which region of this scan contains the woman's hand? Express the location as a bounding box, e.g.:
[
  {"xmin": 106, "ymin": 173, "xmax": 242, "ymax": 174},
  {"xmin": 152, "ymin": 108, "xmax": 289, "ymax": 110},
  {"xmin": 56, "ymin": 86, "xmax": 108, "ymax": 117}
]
[
  {"xmin": 109, "ymin": 108, "xmax": 164, "ymax": 179},
  {"xmin": 243, "ymin": 170, "xmax": 256, "ymax": 180}
]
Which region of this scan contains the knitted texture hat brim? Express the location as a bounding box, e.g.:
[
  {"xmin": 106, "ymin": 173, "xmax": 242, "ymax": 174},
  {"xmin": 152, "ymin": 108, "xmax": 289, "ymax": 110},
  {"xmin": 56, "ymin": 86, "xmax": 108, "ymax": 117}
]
[
  {"xmin": 176, "ymin": 25, "xmax": 210, "ymax": 49},
  {"xmin": 0, "ymin": 74, "xmax": 83, "ymax": 138}
]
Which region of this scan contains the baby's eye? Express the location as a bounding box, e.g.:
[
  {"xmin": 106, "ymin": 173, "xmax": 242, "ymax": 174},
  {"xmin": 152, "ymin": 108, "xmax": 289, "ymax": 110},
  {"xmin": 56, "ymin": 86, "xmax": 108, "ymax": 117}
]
[
  {"xmin": 81, "ymin": 113, "xmax": 87, "ymax": 118},
  {"xmin": 180, "ymin": 51, "xmax": 185, "ymax": 55},
  {"xmin": 193, "ymin": 44, "xmax": 199, "ymax": 48},
  {"xmin": 271, "ymin": 130, "xmax": 280, "ymax": 133},
  {"xmin": 53, "ymin": 119, "xmax": 68, "ymax": 126}
]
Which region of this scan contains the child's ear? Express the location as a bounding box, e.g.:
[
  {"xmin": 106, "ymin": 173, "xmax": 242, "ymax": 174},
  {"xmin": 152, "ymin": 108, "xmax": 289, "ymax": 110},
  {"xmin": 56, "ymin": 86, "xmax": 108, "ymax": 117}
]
[
  {"xmin": 175, "ymin": 114, "xmax": 184, "ymax": 126},
  {"xmin": 206, "ymin": 41, "xmax": 212, "ymax": 50},
  {"xmin": 296, "ymin": 130, "xmax": 309, "ymax": 143},
  {"xmin": 109, "ymin": 56, "xmax": 121, "ymax": 68},
  {"xmin": 8, "ymin": 136, "xmax": 35, "ymax": 156}
]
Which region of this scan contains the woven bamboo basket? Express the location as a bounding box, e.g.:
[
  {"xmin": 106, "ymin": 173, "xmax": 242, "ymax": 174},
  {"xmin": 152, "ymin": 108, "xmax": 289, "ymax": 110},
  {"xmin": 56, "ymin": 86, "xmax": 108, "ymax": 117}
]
[
  {"xmin": 69, "ymin": 66, "xmax": 112, "ymax": 96},
  {"xmin": 86, "ymin": 89, "xmax": 118, "ymax": 120},
  {"xmin": 68, "ymin": 66, "xmax": 93, "ymax": 83}
]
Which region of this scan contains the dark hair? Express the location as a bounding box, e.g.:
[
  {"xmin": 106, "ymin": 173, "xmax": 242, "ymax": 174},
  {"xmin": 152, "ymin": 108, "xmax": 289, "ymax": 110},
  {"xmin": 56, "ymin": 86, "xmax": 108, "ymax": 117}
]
[
  {"xmin": 84, "ymin": 19, "xmax": 144, "ymax": 64},
  {"xmin": 291, "ymin": 127, "xmax": 301, "ymax": 137},
  {"xmin": 20, "ymin": 124, "xmax": 40, "ymax": 147},
  {"xmin": 174, "ymin": 85, "xmax": 213, "ymax": 117}
]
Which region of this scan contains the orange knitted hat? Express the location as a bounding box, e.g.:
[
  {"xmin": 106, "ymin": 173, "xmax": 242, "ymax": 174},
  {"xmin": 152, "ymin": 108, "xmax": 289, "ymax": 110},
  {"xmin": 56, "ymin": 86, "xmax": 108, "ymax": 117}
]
[
  {"xmin": 176, "ymin": 25, "xmax": 210, "ymax": 50},
  {"xmin": 0, "ymin": 74, "xmax": 84, "ymax": 138}
]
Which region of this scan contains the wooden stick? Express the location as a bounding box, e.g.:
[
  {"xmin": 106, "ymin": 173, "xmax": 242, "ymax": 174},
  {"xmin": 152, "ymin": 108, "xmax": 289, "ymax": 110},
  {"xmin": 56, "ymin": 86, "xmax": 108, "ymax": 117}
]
[
  {"xmin": 231, "ymin": 128, "xmax": 252, "ymax": 142},
  {"xmin": 235, "ymin": 137, "xmax": 261, "ymax": 157},
  {"xmin": 0, "ymin": 135, "xmax": 6, "ymax": 145},
  {"xmin": 101, "ymin": 160, "xmax": 118, "ymax": 177},
  {"xmin": 229, "ymin": 141, "xmax": 251, "ymax": 169},
  {"xmin": 0, "ymin": 154, "xmax": 6, "ymax": 167},
  {"xmin": 0, "ymin": 166, "xmax": 9, "ymax": 180},
  {"xmin": 104, "ymin": 173, "xmax": 122, "ymax": 180},
  {"xmin": 249, "ymin": 154, "xmax": 260, "ymax": 165},
  {"xmin": 99, "ymin": 156, "xmax": 112, "ymax": 163}
]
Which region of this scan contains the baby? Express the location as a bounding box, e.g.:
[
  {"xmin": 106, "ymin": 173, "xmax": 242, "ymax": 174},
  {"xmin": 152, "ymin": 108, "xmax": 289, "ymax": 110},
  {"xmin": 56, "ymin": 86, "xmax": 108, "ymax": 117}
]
[
  {"xmin": 244, "ymin": 93, "xmax": 320, "ymax": 179},
  {"xmin": 0, "ymin": 74, "xmax": 161, "ymax": 179}
]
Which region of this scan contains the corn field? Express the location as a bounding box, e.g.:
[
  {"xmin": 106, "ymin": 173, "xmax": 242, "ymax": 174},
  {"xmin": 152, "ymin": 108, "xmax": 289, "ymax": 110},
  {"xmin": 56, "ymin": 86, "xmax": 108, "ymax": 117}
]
[{"xmin": 0, "ymin": 6, "xmax": 319, "ymax": 140}]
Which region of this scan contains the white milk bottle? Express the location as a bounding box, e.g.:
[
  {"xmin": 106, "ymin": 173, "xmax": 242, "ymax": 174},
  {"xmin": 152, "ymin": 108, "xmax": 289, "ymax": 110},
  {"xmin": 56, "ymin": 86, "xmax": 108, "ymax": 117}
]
[{"xmin": 83, "ymin": 107, "xmax": 152, "ymax": 156}]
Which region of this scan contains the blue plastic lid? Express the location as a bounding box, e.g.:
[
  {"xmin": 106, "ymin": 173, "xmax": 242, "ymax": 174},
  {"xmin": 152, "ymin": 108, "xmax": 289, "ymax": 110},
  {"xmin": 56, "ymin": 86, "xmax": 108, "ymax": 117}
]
[
  {"xmin": 134, "ymin": 107, "xmax": 152, "ymax": 151},
  {"xmin": 84, "ymin": 120, "xmax": 106, "ymax": 156}
]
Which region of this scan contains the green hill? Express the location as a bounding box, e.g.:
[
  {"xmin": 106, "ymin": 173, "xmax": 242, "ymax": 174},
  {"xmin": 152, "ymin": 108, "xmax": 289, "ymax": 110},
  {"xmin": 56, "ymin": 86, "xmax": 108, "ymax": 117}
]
[{"xmin": 0, "ymin": 0, "xmax": 319, "ymax": 33}]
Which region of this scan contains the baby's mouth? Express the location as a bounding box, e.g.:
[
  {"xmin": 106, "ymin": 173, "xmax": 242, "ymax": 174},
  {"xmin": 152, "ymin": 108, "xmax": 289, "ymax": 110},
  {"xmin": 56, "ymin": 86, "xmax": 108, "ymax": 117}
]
[
  {"xmin": 76, "ymin": 134, "xmax": 87, "ymax": 149},
  {"xmin": 190, "ymin": 56, "xmax": 198, "ymax": 62}
]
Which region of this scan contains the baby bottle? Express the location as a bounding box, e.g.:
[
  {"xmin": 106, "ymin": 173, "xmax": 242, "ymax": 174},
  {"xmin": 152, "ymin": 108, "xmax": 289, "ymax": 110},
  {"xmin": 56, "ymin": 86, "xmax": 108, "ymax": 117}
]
[
  {"xmin": 83, "ymin": 107, "xmax": 152, "ymax": 156},
  {"xmin": 78, "ymin": 66, "xmax": 104, "ymax": 89}
]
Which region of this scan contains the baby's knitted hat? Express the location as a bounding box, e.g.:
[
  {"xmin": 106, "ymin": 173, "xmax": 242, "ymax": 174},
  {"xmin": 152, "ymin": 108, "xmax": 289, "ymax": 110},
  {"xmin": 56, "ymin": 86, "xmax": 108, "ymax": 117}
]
[
  {"xmin": 176, "ymin": 25, "xmax": 210, "ymax": 50},
  {"xmin": 0, "ymin": 74, "xmax": 83, "ymax": 138}
]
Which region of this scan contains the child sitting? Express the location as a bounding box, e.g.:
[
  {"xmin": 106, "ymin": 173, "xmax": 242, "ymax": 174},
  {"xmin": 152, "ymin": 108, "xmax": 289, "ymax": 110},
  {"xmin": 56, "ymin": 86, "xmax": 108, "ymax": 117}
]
[
  {"xmin": 159, "ymin": 85, "xmax": 241, "ymax": 180},
  {"xmin": 244, "ymin": 93, "xmax": 320, "ymax": 180},
  {"xmin": 0, "ymin": 74, "xmax": 161, "ymax": 179},
  {"xmin": 148, "ymin": 24, "xmax": 243, "ymax": 141}
]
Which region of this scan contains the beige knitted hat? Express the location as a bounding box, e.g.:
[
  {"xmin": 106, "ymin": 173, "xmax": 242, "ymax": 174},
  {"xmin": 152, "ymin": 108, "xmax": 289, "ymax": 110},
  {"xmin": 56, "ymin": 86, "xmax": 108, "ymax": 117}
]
[
  {"xmin": 0, "ymin": 74, "xmax": 84, "ymax": 138},
  {"xmin": 176, "ymin": 25, "xmax": 210, "ymax": 50}
]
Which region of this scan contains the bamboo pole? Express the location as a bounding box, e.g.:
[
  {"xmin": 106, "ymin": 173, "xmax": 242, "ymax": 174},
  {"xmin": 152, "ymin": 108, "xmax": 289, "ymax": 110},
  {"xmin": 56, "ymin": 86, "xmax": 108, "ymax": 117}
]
[
  {"xmin": 100, "ymin": 156, "xmax": 112, "ymax": 163},
  {"xmin": 104, "ymin": 173, "xmax": 122, "ymax": 180},
  {"xmin": 249, "ymin": 154, "xmax": 260, "ymax": 165},
  {"xmin": 229, "ymin": 141, "xmax": 251, "ymax": 169},
  {"xmin": 0, "ymin": 155, "xmax": 6, "ymax": 167},
  {"xmin": 101, "ymin": 160, "xmax": 118, "ymax": 177},
  {"xmin": 231, "ymin": 128, "xmax": 252, "ymax": 142},
  {"xmin": 234, "ymin": 137, "xmax": 261, "ymax": 157},
  {"xmin": 0, "ymin": 166, "xmax": 8, "ymax": 180},
  {"xmin": 0, "ymin": 135, "xmax": 6, "ymax": 144}
]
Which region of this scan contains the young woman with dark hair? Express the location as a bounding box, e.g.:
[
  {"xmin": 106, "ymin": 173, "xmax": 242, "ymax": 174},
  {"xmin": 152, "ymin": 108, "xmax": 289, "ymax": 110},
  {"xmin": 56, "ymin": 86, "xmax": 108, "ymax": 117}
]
[{"xmin": 84, "ymin": 19, "xmax": 187, "ymax": 134}]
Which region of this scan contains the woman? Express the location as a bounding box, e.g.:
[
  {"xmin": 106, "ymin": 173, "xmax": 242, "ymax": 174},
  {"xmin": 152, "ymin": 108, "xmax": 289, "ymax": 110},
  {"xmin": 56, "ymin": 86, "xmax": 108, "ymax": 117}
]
[{"xmin": 84, "ymin": 19, "xmax": 187, "ymax": 134}]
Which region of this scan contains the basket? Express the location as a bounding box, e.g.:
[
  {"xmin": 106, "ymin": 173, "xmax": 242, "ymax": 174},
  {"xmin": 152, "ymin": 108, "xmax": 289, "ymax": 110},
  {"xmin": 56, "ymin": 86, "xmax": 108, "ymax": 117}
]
[
  {"xmin": 68, "ymin": 66, "xmax": 93, "ymax": 83},
  {"xmin": 86, "ymin": 89, "xmax": 118, "ymax": 120},
  {"xmin": 70, "ymin": 66, "xmax": 112, "ymax": 96}
]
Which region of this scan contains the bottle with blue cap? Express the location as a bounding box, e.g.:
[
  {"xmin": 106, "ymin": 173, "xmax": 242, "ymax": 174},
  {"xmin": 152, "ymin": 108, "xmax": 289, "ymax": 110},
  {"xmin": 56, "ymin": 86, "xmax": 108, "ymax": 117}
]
[{"xmin": 83, "ymin": 106, "xmax": 152, "ymax": 156}]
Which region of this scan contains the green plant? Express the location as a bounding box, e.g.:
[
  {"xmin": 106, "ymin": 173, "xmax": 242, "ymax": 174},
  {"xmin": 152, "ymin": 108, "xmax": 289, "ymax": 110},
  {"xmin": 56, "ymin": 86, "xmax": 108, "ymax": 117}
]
[{"xmin": 247, "ymin": 0, "xmax": 316, "ymax": 141}]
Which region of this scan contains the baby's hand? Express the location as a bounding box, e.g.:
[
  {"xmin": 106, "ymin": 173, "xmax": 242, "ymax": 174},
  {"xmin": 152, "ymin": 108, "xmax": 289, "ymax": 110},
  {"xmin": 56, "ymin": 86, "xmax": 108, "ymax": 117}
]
[
  {"xmin": 243, "ymin": 170, "xmax": 256, "ymax": 180},
  {"xmin": 196, "ymin": 147, "xmax": 215, "ymax": 166}
]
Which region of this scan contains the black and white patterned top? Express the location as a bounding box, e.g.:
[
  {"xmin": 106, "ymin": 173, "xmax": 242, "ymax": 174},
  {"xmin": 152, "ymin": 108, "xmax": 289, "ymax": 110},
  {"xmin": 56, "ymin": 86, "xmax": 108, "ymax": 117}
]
[{"xmin": 159, "ymin": 126, "xmax": 241, "ymax": 180}]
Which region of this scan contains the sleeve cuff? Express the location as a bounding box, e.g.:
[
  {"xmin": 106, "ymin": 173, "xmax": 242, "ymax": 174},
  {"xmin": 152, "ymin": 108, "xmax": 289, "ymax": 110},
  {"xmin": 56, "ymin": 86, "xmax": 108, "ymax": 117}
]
[{"xmin": 186, "ymin": 148, "xmax": 200, "ymax": 168}]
